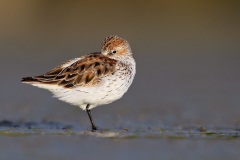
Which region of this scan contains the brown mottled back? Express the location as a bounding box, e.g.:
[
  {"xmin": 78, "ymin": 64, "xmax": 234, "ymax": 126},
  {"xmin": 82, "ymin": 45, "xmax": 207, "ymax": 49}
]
[{"xmin": 22, "ymin": 53, "xmax": 117, "ymax": 88}]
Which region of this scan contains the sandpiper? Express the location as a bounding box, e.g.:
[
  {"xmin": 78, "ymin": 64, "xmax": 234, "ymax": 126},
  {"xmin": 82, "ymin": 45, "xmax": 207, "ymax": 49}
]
[{"xmin": 22, "ymin": 35, "xmax": 136, "ymax": 131}]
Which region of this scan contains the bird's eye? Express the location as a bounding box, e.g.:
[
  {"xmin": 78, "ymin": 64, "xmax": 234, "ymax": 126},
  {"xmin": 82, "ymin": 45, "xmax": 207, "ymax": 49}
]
[{"xmin": 112, "ymin": 50, "xmax": 117, "ymax": 54}]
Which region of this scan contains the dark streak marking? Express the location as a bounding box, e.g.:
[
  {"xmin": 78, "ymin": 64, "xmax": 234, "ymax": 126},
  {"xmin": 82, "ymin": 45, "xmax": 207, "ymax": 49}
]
[
  {"xmin": 97, "ymin": 69, "xmax": 102, "ymax": 76},
  {"xmin": 65, "ymin": 83, "xmax": 74, "ymax": 88},
  {"xmin": 85, "ymin": 74, "xmax": 94, "ymax": 84},
  {"xmin": 105, "ymin": 66, "xmax": 109, "ymax": 73},
  {"xmin": 55, "ymin": 75, "xmax": 66, "ymax": 80},
  {"xmin": 81, "ymin": 65, "xmax": 85, "ymax": 71},
  {"xmin": 58, "ymin": 80, "xmax": 69, "ymax": 85},
  {"xmin": 95, "ymin": 62, "xmax": 100, "ymax": 67}
]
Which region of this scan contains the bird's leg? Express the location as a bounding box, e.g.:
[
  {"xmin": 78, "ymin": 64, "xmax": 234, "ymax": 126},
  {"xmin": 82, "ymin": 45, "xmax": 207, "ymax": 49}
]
[{"xmin": 86, "ymin": 104, "xmax": 97, "ymax": 131}]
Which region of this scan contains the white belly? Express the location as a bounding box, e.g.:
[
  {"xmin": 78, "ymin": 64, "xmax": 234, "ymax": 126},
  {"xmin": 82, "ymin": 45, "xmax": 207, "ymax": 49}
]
[
  {"xmin": 31, "ymin": 58, "xmax": 136, "ymax": 110},
  {"xmin": 51, "ymin": 69, "xmax": 134, "ymax": 110}
]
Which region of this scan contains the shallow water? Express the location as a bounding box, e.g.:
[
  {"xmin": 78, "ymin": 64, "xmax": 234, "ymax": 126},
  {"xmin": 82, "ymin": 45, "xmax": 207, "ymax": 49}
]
[
  {"xmin": 0, "ymin": 121, "xmax": 240, "ymax": 160},
  {"xmin": 0, "ymin": 121, "xmax": 239, "ymax": 139},
  {"xmin": 1, "ymin": 0, "xmax": 240, "ymax": 159}
]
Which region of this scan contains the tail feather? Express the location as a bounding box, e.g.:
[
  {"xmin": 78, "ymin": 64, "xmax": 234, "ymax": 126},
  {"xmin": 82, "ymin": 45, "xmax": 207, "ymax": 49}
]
[
  {"xmin": 21, "ymin": 77, "xmax": 39, "ymax": 83},
  {"xmin": 21, "ymin": 76, "xmax": 59, "ymax": 90}
]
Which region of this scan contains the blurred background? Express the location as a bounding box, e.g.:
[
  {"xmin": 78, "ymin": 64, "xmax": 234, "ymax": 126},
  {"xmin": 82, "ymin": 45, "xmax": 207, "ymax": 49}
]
[
  {"xmin": 0, "ymin": 0, "xmax": 240, "ymax": 159},
  {"xmin": 1, "ymin": 0, "xmax": 239, "ymax": 127}
]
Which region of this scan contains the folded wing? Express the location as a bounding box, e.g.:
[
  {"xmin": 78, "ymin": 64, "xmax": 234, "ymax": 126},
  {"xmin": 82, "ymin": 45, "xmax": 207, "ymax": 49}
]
[{"xmin": 21, "ymin": 53, "xmax": 117, "ymax": 88}]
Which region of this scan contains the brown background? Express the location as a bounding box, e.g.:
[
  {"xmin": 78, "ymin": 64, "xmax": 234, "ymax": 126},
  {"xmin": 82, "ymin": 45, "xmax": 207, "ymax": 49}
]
[{"xmin": 0, "ymin": 1, "xmax": 239, "ymax": 159}]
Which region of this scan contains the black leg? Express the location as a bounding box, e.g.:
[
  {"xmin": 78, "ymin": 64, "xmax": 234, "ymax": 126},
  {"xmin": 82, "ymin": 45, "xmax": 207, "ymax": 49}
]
[{"xmin": 86, "ymin": 104, "xmax": 97, "ymax": 131}]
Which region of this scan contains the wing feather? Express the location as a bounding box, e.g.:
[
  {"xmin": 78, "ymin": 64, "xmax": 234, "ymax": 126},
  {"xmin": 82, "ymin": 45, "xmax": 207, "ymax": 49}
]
[{"xmin": 21, "ymin": 52, "xmax": 117, "ymax": 88}]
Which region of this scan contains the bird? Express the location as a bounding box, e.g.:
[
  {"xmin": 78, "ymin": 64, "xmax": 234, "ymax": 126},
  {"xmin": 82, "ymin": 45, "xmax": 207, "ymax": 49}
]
[{"xmin": 21, "ymin": 35, "xmax": 136, "ymax": 131}]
